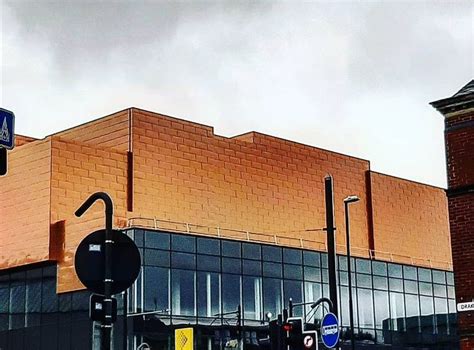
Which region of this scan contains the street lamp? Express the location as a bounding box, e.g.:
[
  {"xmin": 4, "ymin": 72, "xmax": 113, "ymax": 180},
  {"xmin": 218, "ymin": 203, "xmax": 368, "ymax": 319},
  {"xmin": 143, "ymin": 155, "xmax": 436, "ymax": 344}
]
[{"xmin": 344, "ymin": 195, "xmax": 360, "ymax": 350}]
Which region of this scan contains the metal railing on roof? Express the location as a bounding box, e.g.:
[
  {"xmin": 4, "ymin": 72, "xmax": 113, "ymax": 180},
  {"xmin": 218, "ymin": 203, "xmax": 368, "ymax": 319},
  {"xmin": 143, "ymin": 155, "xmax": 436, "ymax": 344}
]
[{"xmin": 126, "ymin": 217, "xmax": 453, "ymax": 271}]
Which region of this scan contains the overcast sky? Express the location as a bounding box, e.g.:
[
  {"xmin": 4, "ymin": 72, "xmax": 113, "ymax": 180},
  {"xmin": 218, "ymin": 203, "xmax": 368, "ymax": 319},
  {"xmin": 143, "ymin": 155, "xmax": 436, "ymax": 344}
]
[{"xmin": 1, "ymin": 1, "xmax": 472, "ymax": 187}]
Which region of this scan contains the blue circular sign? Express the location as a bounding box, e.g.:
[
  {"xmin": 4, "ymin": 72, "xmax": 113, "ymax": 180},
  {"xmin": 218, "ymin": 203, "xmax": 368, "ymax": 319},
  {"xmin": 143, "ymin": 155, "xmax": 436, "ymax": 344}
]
[{"xmin": 321, "ymin": 312, "xmax": 339, "ymax": 348}]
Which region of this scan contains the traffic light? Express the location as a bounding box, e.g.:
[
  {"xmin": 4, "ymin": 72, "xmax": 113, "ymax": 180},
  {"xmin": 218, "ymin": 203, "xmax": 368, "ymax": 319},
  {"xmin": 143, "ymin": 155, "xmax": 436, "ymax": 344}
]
[
  {"xmin": 284, "ymin": 317, "xmax": 318, "ymax": 350},
  {"xmin": 269, "ymin": 319, "xmax": 285, "ymax": 350}
]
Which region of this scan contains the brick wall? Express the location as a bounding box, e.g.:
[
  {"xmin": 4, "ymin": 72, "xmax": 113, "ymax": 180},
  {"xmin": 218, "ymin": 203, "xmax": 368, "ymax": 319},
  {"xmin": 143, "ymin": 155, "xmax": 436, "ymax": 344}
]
[
  {"xmin": 50, "ymin": 137, "xmax": 128, "ymax": 292},
  {"xmin": 444, "ymin": 110, "xmax": 474, "ymax": 350},
  {"xmin": 14, "ymin": 134, "xmax": 37, "ymax": 147},
  {"xmin": 131, "ymin": 109, "xmax": 371, "ymax": 254},
  {"xmin": 370, "ymin": 172, "xmax": 451, "ymax": 268},
  {"xmin": 0, "ymin": 139, "xmax": 51, "ymax": 268}
]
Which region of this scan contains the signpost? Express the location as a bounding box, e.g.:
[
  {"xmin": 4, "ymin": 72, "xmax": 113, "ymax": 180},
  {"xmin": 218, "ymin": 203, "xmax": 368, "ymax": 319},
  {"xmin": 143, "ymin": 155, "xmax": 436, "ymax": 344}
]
[
  {"xmin": 0, "ymin": 108, "xmax": 15, "ymax": 176},
  {"xmin": 320, "ymin": 313, "xmax": 340, "ymax": 349},
  {"xmin": 75, "ymin": 192, "xmax": 141, "ymax": 350}
]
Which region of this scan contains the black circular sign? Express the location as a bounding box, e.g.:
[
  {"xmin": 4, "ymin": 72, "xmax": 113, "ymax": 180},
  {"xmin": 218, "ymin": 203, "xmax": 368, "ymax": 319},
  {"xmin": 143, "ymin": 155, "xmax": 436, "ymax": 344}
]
[{"xmin": 75, "ymin": 229, "xmax": 141, "ymax": 295}]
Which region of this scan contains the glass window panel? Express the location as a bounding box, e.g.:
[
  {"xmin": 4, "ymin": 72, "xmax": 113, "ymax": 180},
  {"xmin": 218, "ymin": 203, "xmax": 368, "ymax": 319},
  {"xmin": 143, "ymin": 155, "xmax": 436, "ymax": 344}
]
[
  {"xmin": 418, "ymin": 268, "xmax": 432, "ymax": 282},
  {"xmin": 435, "ymin": 297, "xmax": 448, "ymax": 334},
  {"xmin": 404, "ymin": 280, "xmax": 418, "ymax": 295},
  {"xmin": 432, "ymin": 270, "xmax": 446, "ymax": 284},
  {"xmin": 304, "ymin": 282, "xmax": 322, "ymax": 322},
  {"xmin": 305, "ymin": 267, "xmax": 321, "ymax": 283},
  {"xmin": 339, "ymin": 271, "xmax": 348, "ymax": 286},
  {"xmin": 171, "ymin": 269, "xmax": 195, "ymax": 316},
  {"xmin": 243, "ymin": 276, "xmax": 262, "ymax": 321},
  {"xmin": 25, "ymin": 280, "xmax": 41, "ymax": 327},
  {"xmin": 132, "ymin": 229, "xmax": 144, "ymax": 247},
  {"xmin": 0, "ymin": 288, "xmax": 9, "ymax": 331},
  {"xmin": 372, "ymin": 261, "xmax": 387, "ymax": 276},
  {"xmin": 389, "ymin": 278, "xmax": 403, "ymax": 292},
  {"xmin": 388, "ymin": 264, "xmax": 402, "ymax": 278},
  {"xmin": 145, "ymin": 231, "xmax": 170, "ymax": 250},
  {"xmin": 263, "ymin": 278, "xmax": 282, "ymax": 318},
  {"xmin": 356, "ymin": 259, "xmax": 371, "ymax": 274},
  {"xmin": 447, "ymin": 286, "xmax": 455, "ymax": 299},
  {"xmin": 403, "ymin": 266, "xmax": 417, "ymax": 280},
  {"xmin": 357, "ymin": 288, "xmax": 374, "ymax": 328},
  {"xmin": 338, "ymin": 256, "xmax": 348, "ymax": 271},
  {"xmin": 262, "ymin": 246, "xmax": 282, "ymax": 262},
  {"xmin": 222, "ymin": 274, "xmax": 241, "ymax": 314},
  {"xmin": 283, "ymin": 248, "xmax": 302, "ymax": 264},
  {"xmin": 373, "ymin": 276, "xmax": 388, "ymax": 290},
  {"xmin": 197, "ymin": 272, "xmax": 220, "ymax": 317},
  {"xmin": 420, "ymin": 296, "xmax": 434, "ymax": 334},
  {"xmin": 405, "ymin": 294, "xmax": 420, "ymax": 333},
  {"xmin": 222, "ymin": 258, "xmax": 241, "ymax": 274},
  {"xmin": 357, "ymin": 274, "xmax": 372, "ymax": 289},
  {"xmin": 284, "ymin": 264, "xmax": 303, "ymax": 280},
  {"xmin": 389, "ymin": 292, "xmax": 405, "ymax": 331},
  {"xmin": 41, "ymin": 278, "xmax": 58, "ymax": 313},
  {"xmin": 197, "ymin": 237, "xmax": 220, "ymax": 255},
  {"xmin": 304, "ymin": 251, "xmax": 320, "ymax": 267},
  {"xmin": 448, "ymin": 299, "xmax": 456, "ymax": 314},
  {"xmin": 10, "ymin": 271, "xmax": 25, "ymax": 287},
  {"xmin": 340, "ymin": 287, "xmax": 358, "ymax": 328},
  {"xmin": 434, "ymin": 284, "xmax": 447, "ymax": 298},
  {"xmin": 10, "ymin": 285, "xmax": 25, "ymax": 329},
  {"xmin": 446, "ymin": 272, "xmax": 454, "ymax": 286},
  {"xmin": 374, "ymin": 290, "xmax": 389, "ymax": 330},
  {"xmin": 242, "ymin": 243, "xmax": 261, "ymax": 260},
  {"xmin": 144, "ymin": 249, "xmax": 170, "ymax": 267},
  {"xmin": 222, "ymin": 241, "xmax": 241, "ymax": 258},
  {"xmin": 144, "ymin": 267, "xmax": 169, "ymax": 312},
  {"xmin": 171, "ymin": 252, "xmax": 196, "ymax": 270},
  {"xmin": 243, "ymin": 260, "xmax": 261, "ymax": 276},
  {"xmin": 172, "ymin": 235, "xmax": 195, "ymax": 253},
  {"xmin": 284, "ymin": 280, "xmax": 303, "ymax": 316},
  {"xmin": 321, "ymin": 269, "xmax": 329, "ymax": 283},
  {"xmin": 419, "ymin": 282, "xmax": 433, "ymax": 296},
  {"xmin": 197, "ymin": 255, "xmax": 220, "ymax": 272},
  {"xmin": 321, "ymin": 254, "xmax": 328, "ymax": 268},
  {"xmin": 263, "ymin": 262, "xmax": 282, "ymax": 278}
]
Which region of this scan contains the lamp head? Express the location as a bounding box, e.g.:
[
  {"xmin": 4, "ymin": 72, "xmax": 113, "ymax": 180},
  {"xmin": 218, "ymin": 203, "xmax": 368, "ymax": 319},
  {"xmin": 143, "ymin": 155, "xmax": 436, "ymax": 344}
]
[{"xmin": 344, "ymin": 195, "xmax": 360, "ymax": 204}]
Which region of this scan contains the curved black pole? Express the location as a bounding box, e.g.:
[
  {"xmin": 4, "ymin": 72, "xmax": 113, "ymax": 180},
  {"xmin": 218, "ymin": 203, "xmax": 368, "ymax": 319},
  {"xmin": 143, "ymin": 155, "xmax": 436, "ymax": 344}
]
[
  {"xmin": 310, "ymin": 297, "xmax": 334, "ymax": 312},
  {"xmin": 75, "ymin": 192, "xmax": 114, "ymax": 350}
]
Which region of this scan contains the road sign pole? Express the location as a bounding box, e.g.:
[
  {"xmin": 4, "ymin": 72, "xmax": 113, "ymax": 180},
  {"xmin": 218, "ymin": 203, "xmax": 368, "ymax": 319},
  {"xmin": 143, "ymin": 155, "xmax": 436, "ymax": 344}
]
[{"xmin": 75, "ymin": 192, "xmax": 114, "ymax": 350}]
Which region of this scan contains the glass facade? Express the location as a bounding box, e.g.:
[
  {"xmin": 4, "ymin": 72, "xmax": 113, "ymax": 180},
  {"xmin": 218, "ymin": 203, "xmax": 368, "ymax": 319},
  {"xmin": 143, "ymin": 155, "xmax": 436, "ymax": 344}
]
[
  {"xmin": 0, "ymin": 229, "xmax": 459, "ymax": 349},
  {"xmin": 128, "ymin": 229, "xmax": 458, "ymax": 349}
]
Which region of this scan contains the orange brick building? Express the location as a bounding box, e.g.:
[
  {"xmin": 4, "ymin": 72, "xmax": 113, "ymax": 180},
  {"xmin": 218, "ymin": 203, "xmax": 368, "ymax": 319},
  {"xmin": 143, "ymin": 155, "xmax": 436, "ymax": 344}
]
[
  {"xmin": 0, "ymin": 107, "xmax": 456, "ymax": 349},
  {"xmin": 0, "ymin": 108, "xmax": 451, "ymax": 292}
]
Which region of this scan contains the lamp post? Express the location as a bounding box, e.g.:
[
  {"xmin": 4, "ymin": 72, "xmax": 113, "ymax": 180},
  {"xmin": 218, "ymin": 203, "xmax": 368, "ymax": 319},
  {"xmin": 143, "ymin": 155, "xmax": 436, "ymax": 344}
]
[{"xmin": 344, "ymin": 195, "xmax": 360, "ymax": 350}]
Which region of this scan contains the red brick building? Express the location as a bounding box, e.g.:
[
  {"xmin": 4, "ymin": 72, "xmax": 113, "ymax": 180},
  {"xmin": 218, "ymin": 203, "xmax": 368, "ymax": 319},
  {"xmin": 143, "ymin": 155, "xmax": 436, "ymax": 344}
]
[{"xmin": 432, "ymin": 80, "xmax": 474, "ymax": 350}]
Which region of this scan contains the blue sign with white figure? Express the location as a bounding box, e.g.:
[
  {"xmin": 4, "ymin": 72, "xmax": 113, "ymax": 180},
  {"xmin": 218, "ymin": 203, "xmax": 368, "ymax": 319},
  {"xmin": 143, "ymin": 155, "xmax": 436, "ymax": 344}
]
[
  {"xmin": 321, "ymin": 312, "xmax": 339, "ymax": 348},
  {"xmin": 0, "ymin": 108, "xmax": 15, "ymax": 150}
]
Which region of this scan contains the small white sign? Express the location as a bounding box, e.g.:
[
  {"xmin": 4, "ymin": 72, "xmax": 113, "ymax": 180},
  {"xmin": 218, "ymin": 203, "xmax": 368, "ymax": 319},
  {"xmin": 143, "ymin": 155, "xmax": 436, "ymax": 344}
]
[
  {"xmin": 89, "ymin": 244, "xmax": 101, "ymax": 252},
  {"xmin": 457, "ymin": 301, "xmax": 474, "ymax": 312},
  {"xmin": 304, "ymin": 335, "xmax": 314, "ymax": 348}
]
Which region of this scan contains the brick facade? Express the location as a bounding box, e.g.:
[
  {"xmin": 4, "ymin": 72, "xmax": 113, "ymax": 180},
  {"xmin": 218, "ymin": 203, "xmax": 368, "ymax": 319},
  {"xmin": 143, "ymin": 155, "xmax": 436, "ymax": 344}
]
[
  {"xmin": 431, "ymin": 81, "xmax": 474, "ymax": 350},
  {"xmin": 0, "ymin": 107, "xmax": 452, "ymax": 293}
]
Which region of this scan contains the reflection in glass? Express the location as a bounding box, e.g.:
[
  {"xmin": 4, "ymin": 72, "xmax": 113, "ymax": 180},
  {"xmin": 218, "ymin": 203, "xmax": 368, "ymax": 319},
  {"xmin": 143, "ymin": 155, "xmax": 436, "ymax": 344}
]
[
  {"xmin": 262, "ymin": 246, "xmax": 282, "ymax": 262},
  {"xmin": 405, "ymin": 294, "xmax": 420, "ymax": 332},
  {"xmin": 374, "ymin": 290, "xmax": 389, "ymax": 330},
  {"xmin": 357, "ymin": 288, "xmax": 374, "ymax": 328},
  {"xmin": 222, "ymin": 241, "xmax": 241, "ymax": 258},
  {"xmin": 145, "ymin": 231, "xmax": 170, "ymax": 250},
  {"xmin": 222, "ymin": 274, "xmax": 241, "ymax": 315},
  {"xmin": 263, "ymin": 278, "xmax": 282, "ymax": 318},
  {"xmin": 283, "ymin": 248, "xmax": 302, "ymax": 264},
  {"xmin": 242, "ymin": 243, "xmax": 261, "ymax": 260},
  {"xmin": 420, "ymin": 296, "xmax": 434, "ymax": 334},
  {"xmin": 390, "ymin": 292, "xmax": 405, "ymax": 331},
  {"xmin": 284, "ymin": 280, "xmax": 303, "ymax": 316},
  {"xmin": 172, "ymin": 234, "xmax": 195, "ymax": 253},
  {"xmin": 171, "ymin": 269, "xmax": 195, "ymax": 316},
  {"xmin": 145, "ymin": 266, "xmax": 169, "ymax": 312},
  {"xmin": 243, "ymin": 276, "xmax": 262, "ymax": 321},
  {"xmin": 305, "ymin": 282, "xmax": 322, "ymax": 323},
  {"xmin": 197, "ymin": 272, "xmax": 220, "ymax": 317},
  {"xmin": 197, "ymin": 237, "xmax": 220, "ymax": 255}
]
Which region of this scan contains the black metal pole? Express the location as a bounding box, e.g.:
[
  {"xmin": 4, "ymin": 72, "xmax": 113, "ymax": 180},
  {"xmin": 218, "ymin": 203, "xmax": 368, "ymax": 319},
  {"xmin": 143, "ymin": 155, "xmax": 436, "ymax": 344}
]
[
  {"xmin": 345, "ymin": 201, "xmax": 356, "ymax": 350},
  {"xmin": 123, "ymin": 290, "xmax": 128, "ymax": 350},
  {"xmin": 288, "ymin": 298, "xmax": 293, "ymax": 318},
  {"xmin": 75, "ymin": 192, "xmax": 114, "ymax": 350},
  {"xmin": 324, "ymin": 176, "xmax": 338, "ymax": 320}
]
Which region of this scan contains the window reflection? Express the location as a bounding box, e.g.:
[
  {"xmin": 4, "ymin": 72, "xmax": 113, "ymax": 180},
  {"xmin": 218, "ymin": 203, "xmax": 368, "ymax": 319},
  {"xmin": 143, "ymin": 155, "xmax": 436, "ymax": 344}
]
[
  {"xmin": 145, "ymin": 266, "xmax": 169, "ymax": 312},
  {"xmin": 197, "ymin": 272, "xmax": 220, "ymax": 317},
  {"xmin": 222, "ymin": 274, "xmax": 241, "ymax": 315},
  {"xmin": 171, "ymin": 269, "xmax": 195, "ymax": 316},
  {"xmin": 374, "ymin": 290, "xmax": 389, "ymax": 330},
  {"xmin": 243, "ymin": 276, "xmax": 262, "ymax": 321},
  {"xmin": 263, "ymin": 278, "xmax": 282, "ymax": 318},
  {"xmin": 284, "ymin": 280, "xmax": 303, "ymax": 316},
  {"xmin": 357, "ymin": 288, "xmax": 374, "ymax": 328}
]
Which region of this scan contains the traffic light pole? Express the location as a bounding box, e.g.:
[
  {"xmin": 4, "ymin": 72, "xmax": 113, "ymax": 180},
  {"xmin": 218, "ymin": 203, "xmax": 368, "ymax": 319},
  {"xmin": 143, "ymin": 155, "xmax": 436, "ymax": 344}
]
[{"xmin": 75, "ymin": 192, "xmax": 114, "ymax": 350}]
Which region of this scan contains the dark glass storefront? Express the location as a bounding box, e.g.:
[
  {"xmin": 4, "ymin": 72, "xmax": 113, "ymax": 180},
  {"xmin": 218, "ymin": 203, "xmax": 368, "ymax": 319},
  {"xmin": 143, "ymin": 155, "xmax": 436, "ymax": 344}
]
[{"xmin": 0, "ymin": 228, "xmax": 458, "ymax": 349}]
